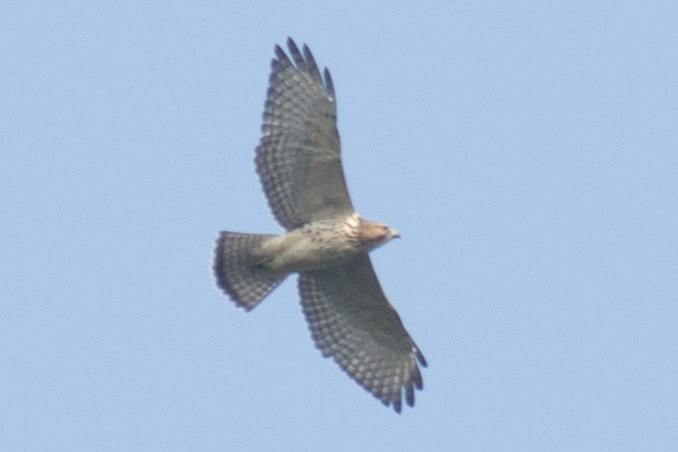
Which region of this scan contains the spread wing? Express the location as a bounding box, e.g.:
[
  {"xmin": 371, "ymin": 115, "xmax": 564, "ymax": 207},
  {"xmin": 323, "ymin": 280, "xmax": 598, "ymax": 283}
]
[
  {"xmin": 298, "ymin": 254, "xmax": 427, "ymax": 412},
  {"xmin": 256, "ymin": 38, "xmax": 354, "ymax": 231}
]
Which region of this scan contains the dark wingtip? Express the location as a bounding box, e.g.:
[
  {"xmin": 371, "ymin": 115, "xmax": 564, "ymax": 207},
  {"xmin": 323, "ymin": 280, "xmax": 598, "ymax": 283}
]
[
  {"xmin": 406, "ymin": 383, "xmax": 415, "ymax": 407},
  {"xmin": 323, "ymin": 67, "xmax": 335, "ymax": 101},
  {"xmin": 286, "ymin": 36, "xmax": 295, "ymax": 49},
  {"xmin": 273, "ymin": 44, "xmax": 285, "ymax": 59},
  {"xmin": 416, "ymin": 347, "xmax": 427, "ymax": 367},
  {"xmin": 273, "ymin": 38, "xmax": 334, "ymax": 101},
  {"xmin": 286, "ymin": 38, "xmax": 301, "ymax": 60}
]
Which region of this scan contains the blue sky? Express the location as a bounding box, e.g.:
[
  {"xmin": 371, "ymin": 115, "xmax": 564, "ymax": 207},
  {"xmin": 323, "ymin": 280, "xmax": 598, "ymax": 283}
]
[{"xmin": 2, "ymin": 1, "xmax": 677, "ymax": 450}]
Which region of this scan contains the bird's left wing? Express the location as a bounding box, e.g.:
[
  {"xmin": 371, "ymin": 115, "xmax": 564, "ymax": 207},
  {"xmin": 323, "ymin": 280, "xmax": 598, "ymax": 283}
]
[
  {"xmin": 256, "ymin": 38, "xmax": 354, "ymax": 230},
  {"xmin": 298, "ymin": 254, "xmax": 426, "ymax": 412}
]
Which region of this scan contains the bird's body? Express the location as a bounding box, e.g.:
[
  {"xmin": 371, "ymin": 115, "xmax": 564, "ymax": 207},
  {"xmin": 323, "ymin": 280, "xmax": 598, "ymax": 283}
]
[
  {"xmin": 213, "ymin": 39, "xmax": 426, "ymax": 412},
  {"xmin": 253, "ymin": 213, "xmax": 398, "ymax": 272}
]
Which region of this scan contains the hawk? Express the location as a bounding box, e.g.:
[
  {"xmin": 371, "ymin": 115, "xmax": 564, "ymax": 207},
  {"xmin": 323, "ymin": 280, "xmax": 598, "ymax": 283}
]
[{"xmin": 213, "ymin": 38, "xmax": 426, "ymax": 412}]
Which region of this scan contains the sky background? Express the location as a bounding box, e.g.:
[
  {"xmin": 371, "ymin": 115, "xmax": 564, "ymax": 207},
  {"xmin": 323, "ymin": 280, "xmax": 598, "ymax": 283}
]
[{"xmin": 2, "ymin": 1, "xmax": 677, "ymax": 451}]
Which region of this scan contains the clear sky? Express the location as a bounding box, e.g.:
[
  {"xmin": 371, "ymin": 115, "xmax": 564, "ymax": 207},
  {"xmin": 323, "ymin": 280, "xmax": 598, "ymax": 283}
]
[{"xmin": 2, "ymin": 1, "xmax": 677, "ymax": 451}]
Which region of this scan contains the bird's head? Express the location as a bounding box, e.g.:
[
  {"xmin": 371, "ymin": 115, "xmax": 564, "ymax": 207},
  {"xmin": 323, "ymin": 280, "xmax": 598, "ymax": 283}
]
[{"xmin": 356, "ymin": 219, "xmax": 400, "ymax": 250}]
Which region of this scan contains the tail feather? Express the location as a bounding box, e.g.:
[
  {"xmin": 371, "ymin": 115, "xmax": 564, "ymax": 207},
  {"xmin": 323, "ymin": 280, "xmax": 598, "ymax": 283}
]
[{"xmin": 213, "ymin": 232, "xmax": 287, "ymax": 310}]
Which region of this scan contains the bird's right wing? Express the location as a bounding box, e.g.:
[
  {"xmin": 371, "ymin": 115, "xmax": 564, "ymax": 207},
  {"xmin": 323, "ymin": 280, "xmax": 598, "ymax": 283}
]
[
  {"xmin": 256, "ymin": 38, "xmax": 354, "ymax": 230},
  {"xmin": 298, "ymin": 254, "xmax": 426, "ymax": 412}
]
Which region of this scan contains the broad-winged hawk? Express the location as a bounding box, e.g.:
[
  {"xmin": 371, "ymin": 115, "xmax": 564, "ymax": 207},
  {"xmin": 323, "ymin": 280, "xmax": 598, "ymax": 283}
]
[{"xmin": 213, "ymin": 38, "xmax": 426, "ymax": 412}]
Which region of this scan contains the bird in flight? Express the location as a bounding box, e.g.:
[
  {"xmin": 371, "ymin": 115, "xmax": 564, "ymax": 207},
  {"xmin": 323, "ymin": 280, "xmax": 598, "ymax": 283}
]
[{"xmin": 213, "ymin": 38, "xmax": 426, "ymax": 412}]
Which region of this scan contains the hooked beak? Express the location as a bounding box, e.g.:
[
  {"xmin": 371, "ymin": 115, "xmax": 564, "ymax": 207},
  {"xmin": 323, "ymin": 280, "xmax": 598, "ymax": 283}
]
[{"xmin": 390, "ymin": 228, "xmax": 401, "ymax": 238}]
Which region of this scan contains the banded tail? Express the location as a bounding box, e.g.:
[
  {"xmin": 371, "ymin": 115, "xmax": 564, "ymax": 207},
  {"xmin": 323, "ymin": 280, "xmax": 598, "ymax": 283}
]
[{"xmin": 213, "ymin": 232, "xmax": 287, "ymax": 310}]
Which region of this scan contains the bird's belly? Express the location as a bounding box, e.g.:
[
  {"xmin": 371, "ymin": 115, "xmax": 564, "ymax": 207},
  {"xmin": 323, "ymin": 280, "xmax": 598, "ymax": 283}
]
[{"xmin": 260, "ymin": 227, "xmax": 358, "ymax": 272}]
